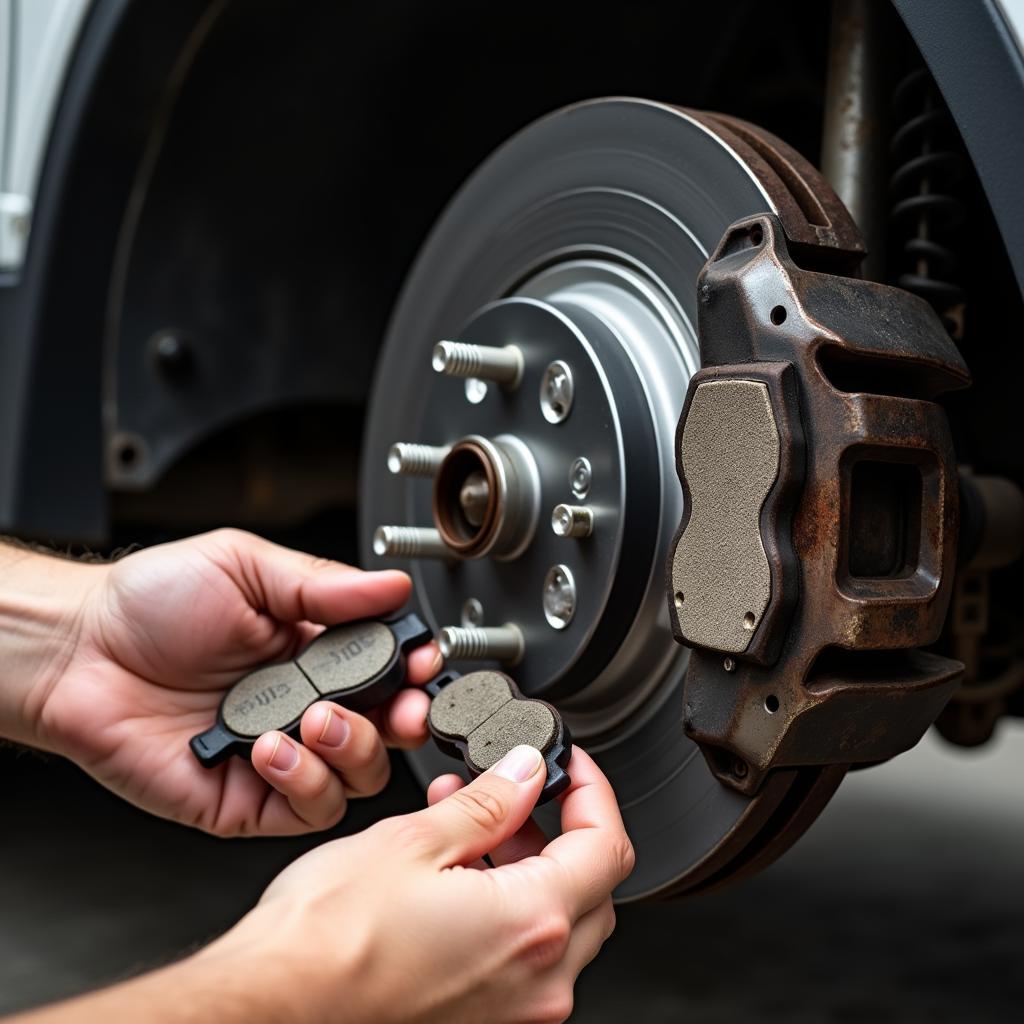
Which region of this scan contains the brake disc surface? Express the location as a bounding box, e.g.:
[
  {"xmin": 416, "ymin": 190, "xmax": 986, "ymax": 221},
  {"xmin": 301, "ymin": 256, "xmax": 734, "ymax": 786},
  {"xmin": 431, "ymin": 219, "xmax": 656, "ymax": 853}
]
[{"xmin": 360, "ymin": 98, "xmax": 840, "ymax": 899}]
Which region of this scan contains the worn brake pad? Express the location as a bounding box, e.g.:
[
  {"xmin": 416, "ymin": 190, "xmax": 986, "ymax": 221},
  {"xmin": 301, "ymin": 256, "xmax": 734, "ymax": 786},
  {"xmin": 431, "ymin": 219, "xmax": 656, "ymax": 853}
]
[
  {"xmin": 190, "ymin": 612, "xmax": 432, "ymax": 767},
  {"xmin": 426, "ymin": 670, "xmax": 572, "ymax": 804}
]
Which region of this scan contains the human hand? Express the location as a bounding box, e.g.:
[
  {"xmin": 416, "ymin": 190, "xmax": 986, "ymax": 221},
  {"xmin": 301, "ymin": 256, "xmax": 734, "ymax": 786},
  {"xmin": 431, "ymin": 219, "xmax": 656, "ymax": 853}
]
[
  {"xmin": 197, "ymin": 746, "xmax": 633, "ymax": 1024},
  {"xmin": 32, "ymin": 529, "xmax": 441, "ymax": 835}
]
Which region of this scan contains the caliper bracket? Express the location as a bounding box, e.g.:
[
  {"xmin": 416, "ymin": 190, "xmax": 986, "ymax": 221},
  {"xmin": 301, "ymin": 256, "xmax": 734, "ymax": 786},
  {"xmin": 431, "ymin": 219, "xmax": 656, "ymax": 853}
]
[{"xmin": 668, "ymin": 213, "xmax": 971, "ymax": 795}]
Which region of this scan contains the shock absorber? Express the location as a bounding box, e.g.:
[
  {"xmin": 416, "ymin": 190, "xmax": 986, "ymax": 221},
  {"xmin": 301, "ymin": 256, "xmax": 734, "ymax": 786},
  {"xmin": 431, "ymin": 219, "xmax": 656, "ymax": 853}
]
[{"xmin": 889, "ymin": 66, "xmax": 967, "ymax": 335}]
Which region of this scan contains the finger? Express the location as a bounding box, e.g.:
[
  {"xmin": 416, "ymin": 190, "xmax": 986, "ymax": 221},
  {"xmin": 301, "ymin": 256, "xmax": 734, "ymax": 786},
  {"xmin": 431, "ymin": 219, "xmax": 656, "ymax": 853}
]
[
  {"xmin": 426, "ymin": 773, "xmax": 465, "ymax": 804},
  {"xmin": 300, "ymin": 702, "xmax": 391, "ymax": 797},
  {"xmin": 540, "ymin": 749, "xmax": 635, "ymax": 919},
  {"xmin": 428, "ymin": 774, "xmax": 550, "ymax": 867},
  {"xmin": 427, "ymin": 774, "xmax": 487, "ymax": 869},
  {"xmin": 251, "ymin": 731, "xmax": 347, "ymax": 830},
  {"xmin": 561, "ymin": 899, "xmax": 617, "ymax": 980},
  {"xmin": 490, "ymin": 814, "xmax": 548, "ymax": 867},
  {"xmin": 425, "ymin": 773, "xmax": 545, "ymax": 867},
  {"xmin": 407, "ymin": 745, "xmax": 547, "ymax": 866},
  {"xmin": 407, "ymin": 642, "xmax": 444, "ymax": 683},
  {"xmin": 373, "ymin": 688, "xmax": 431, "ymax": 749},
  {"xmin": 209, "ymin": 529, "xmax": 412, "ymax": 625},
  {"xmin": 512, "ymin": 901, "xmax": 615, "ymax": 1024}
]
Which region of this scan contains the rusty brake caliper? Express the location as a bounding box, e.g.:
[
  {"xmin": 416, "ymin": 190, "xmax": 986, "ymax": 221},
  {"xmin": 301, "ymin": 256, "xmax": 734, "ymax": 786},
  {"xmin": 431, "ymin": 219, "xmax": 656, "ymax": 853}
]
[{"xmin": 668, "ymin": 212, "xmax": 971, "ymax": 796}]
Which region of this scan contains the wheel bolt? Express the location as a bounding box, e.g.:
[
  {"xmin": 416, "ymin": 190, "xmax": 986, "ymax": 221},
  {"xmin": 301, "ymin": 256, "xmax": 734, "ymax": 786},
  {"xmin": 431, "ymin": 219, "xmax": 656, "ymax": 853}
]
[
  {"xmin": 551, "ymin": 504, "xmax": 593, "ymax": 539},
  {"xmin": 432, "ymin": 340, "xmax": 524, "ymax": 389},
  {"xmin": 372, "ymin": 526, "xmax": 451, "ymax": 559},
  {"xmin": 438, "ymin": 624, "xmax": 524, "ymax": 665},
  {"xmin": 387, "ymin": 443, "xmax": 450, "ymax": 477}
]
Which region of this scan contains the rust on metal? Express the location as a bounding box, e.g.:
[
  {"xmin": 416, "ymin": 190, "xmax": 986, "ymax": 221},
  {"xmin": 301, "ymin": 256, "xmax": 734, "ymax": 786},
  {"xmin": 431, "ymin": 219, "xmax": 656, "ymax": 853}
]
[
  {"xmin": 433, "ymin": 439, "xmax": 501, "ymax": 556},
  {"xmin": 668, "ymin": 212, "xmax": 970, "ymax": 796},
  {"xmin": 684, "ymin": 110, "xmax": 866, "ymax": 273}
]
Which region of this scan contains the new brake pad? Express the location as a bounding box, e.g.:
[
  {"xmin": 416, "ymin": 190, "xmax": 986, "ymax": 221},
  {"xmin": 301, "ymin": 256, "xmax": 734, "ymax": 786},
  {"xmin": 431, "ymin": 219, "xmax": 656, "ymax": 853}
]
[
  {"xmin": 426, "ymin": 670, "xmax": 573, "ymax": 804},
  {"xmin": 190, "ymin": 612, "xmax": 432, "ymax": 767}
]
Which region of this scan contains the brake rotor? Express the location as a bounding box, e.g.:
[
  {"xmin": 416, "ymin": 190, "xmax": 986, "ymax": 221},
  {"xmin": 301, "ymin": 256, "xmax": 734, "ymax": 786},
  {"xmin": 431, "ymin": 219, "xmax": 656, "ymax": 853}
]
[{"xmin": 360, "ymin": 98, "xmax": 862, "ymax": 899}]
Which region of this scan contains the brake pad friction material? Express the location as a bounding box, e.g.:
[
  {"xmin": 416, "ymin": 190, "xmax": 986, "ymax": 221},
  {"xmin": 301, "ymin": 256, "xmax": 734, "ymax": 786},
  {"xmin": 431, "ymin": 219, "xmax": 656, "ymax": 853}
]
[
  {"xmin": 427, "ymin": 670, "xmax": 572, "ymax": 803},
  {"xmin": 190, "ymin": 613, "xmax": 431, "ymax": 768},
  {"xmin": 672, "ymin": 377, "xmax": 778, "ymax": 655},
  {"xmin": 222, "ymin": 663, "xmax": 318, "ymax": 738},
  {"xmin": 468, "ymin": 701, "xmax": 557, "ymax": 770},
  {"xmin": 428, "ymin": 672, "xmax": 514, "ymax": 738},
  {"xmin": 297, "ymin": 621, "xmax": 396, "ymax": 693}
]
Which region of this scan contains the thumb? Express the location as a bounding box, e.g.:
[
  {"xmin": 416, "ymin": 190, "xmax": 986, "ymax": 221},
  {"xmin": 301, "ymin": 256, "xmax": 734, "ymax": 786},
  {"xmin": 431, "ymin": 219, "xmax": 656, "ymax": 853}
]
[
  {"xmin": 415, "ymin": 745, "xmax": 547, "ymax": 867},
  {"xmin": 207, "ymin": 529, "xmax": 412, "ymax": 624}
]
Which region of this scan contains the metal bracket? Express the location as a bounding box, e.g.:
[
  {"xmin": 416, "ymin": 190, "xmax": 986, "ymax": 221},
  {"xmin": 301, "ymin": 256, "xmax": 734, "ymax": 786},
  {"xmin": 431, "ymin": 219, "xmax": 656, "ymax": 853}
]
[{"xmin": 668, "ymin": 212, "xmax": 971, "ymax": 795}]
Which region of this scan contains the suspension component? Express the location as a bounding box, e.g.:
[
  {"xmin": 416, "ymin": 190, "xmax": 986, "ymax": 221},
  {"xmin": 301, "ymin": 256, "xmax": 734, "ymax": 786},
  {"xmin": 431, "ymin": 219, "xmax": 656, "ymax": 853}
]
[
  {"xmin": 890, "ymin": 65, "xmax": 967, "ymax": 331},
  {"xmin": 668, "ymin": 212, "xmax": 970, "ymax": 795}
]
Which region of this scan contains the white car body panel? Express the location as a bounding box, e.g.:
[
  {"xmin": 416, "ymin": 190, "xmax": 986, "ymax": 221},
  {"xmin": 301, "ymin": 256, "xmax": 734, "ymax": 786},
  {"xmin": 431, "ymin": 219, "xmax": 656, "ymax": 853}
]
[{"xmin": 0, "ymin": 0, "xmax": 91, "ymax": 268}]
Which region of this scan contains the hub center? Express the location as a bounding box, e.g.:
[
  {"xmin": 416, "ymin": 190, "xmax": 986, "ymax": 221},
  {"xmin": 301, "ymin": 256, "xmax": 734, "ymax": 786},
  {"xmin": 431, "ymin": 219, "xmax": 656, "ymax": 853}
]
[{"xmin": 372, "ymin": 259, "xmax": 694, "ymax": 729}]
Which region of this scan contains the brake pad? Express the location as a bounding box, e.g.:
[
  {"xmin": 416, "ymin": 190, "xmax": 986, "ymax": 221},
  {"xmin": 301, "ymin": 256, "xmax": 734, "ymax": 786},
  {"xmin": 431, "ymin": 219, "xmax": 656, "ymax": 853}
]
[
  {"xmin": 426, "ymin": 670, "xmax": 572, "ymax": 804},
  {"xmin": 190, "ymin": 613, "xmax": 432, "ymax": 767}
]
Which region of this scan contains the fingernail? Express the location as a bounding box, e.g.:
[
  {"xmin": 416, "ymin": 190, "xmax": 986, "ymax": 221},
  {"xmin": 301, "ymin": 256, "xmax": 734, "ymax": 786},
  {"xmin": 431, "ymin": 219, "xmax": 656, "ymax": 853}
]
[
  {"xmin": 268, "ymin": 734, "xmax": 299, "ymax": 772},
  {"xmin": 492, "ymin": 744, "xmax": 544, "ymax": 783},
  {"xmin": 429, "ymin": 648, "xmax": 444, "ymax": 675},
  {"xmin": 316, "ymin": 706, "xmax": 350, "ymax": 748}
]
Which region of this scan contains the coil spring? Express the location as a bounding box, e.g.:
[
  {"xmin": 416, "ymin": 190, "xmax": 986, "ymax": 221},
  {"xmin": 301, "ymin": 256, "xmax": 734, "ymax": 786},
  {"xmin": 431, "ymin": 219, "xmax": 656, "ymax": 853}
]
[{"xmin": 890, "ymin": 67, "xmax": 966, "ymax": 328}]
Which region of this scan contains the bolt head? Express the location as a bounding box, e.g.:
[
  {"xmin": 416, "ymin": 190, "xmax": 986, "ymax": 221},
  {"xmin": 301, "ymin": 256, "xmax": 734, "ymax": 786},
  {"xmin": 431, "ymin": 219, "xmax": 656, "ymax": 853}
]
[
  {"xmin": 569, "ymin": 457, "xmax": 592, "ymax": 499},
  {"xmin": 431, "ymin": 342, "xmax": 450, "ymax": 373},
  {"xmin": 461, "ymin": 598, "xmax": 484, "ymax": 627},
  {"xmin": 151, "ymin": 331, "xmax": 193, "ymax": 381},
  {"xmin": 465, "ymin": 378, "xmax": 488, "ymax": 404},
  {"xmin": 540, "ymin": 360, "xmax": 574, "ymax": 423},
  {"xmin": 543, "ymin": 564, "xmax": 577, "ymax": 630},
  {"xmin": 552, "ymin": 505, "xmax": 573, "ymax": 536}
]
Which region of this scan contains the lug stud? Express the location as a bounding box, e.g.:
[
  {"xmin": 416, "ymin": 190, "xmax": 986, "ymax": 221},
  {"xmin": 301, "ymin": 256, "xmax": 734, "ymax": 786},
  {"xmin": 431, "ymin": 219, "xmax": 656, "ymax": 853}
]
[
  {"xmin": 437, "ymin": 624, "xmax": 525, "ymax": 665},
  {"xmin": 387, "ymin": 443, "xmax": 451, "ymax": 477},
  {"xmin": 432, "ymin": 340, "xmax": 524, "ymax": 389},
  {"xmin": 551, "ymin": 504, "xmax": 593, "ymax": 539},
  {"xmin": 373, "ymin": 526, "xmax": 451, "ymax": 559}
]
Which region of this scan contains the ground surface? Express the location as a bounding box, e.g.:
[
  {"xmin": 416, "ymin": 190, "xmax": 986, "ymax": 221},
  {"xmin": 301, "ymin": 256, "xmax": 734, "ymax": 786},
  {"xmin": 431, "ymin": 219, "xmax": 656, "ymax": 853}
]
[{"xmin": 2, "ymin": 723, "xmax": 1022, "ymax": 1021}]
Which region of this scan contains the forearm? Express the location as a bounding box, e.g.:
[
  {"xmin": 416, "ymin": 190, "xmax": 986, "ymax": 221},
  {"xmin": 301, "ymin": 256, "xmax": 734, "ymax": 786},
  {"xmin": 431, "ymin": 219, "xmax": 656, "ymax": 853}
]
[
  {"xmin": 8, "ymin": 913, "xmax": 344, "ymax": 1024},
  {"xmin": 10, "ymin": 953, "xmax": 281, "ymax": 1024},
  {"xmin": 0, "ymin": 543, "xmax": 106, "ymax": 748}
]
